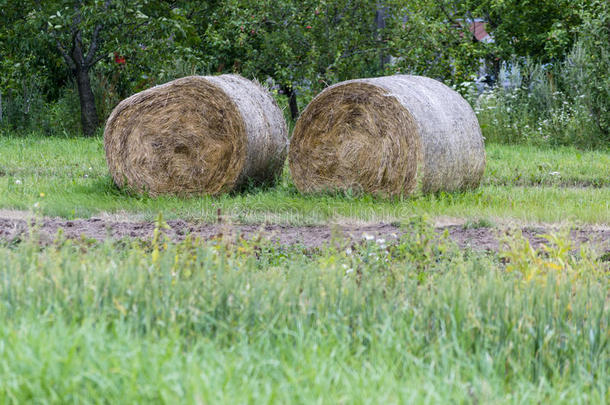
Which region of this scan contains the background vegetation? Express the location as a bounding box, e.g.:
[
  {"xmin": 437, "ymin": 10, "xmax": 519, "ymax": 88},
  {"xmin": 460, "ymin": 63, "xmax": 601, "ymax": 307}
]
[{"xmin": 1, "ymin": 0, "xmax": 608, "ymax": 147}]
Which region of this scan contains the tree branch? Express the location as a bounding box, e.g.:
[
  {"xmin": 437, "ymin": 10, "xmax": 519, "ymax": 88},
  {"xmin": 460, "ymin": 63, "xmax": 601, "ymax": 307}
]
[
  {"xmin": 83, "ymin": 0, "xmax": 115, "ymax": 69},
  {"xmin": 90, "ymin": 51, "xmax": 109, "ymax": 66},
  {"xmin": 54, "ymin": 37, "xmax": 77, "ymax": 72},
  {"xmin": 84, "ymin": 23, "xmax": 103, "ymax": 67},
  {"xmin": 482, "ymin": 10, "xmax": 499, "ymax": 29},
  {"xmin": 71, "ymin": 29, "xmax": 86, "ymax": 68},
  {"xmin": 438, "ymin": 2, "xmax": 478, "ymax": 43}
]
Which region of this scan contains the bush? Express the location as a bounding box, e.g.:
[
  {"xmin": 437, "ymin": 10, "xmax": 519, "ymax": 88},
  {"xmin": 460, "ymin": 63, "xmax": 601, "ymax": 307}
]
[
  {"xmin": 474, "ymin": 3, "xmax": 609, "ymax": 148},
  {"xmin": 564, "ymin": 1, "xmax": 609, "ymax": 143},
  {"xmin": 474, "ymin": 64, "xmax": 598, "ymax": 147},
  {"xmin": 1, "ymin": 82, "xmax": 85, "ymax": 138},
  {"xmin": 0, "ymin": 78, "xmax": 48, "ymax": 134},
  {"xmin": 46, "ymin": 85, "xmax": 82, "ymax": 137}
]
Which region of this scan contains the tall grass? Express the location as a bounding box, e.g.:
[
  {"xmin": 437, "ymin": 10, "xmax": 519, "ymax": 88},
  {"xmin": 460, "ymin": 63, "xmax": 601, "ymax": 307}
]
[
  {"xmin": 0, "ymin": 220, "xmax": 607, "ymax": 403},
  {"xmin": 470, "ymin": 36, "xmax": 609, "ymax": 148}
]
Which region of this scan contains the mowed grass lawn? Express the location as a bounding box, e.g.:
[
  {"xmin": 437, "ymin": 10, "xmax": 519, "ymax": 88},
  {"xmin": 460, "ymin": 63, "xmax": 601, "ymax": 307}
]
[{"xmin": 0, "ymin": 134, "xmax": 609, "ymax": 224}]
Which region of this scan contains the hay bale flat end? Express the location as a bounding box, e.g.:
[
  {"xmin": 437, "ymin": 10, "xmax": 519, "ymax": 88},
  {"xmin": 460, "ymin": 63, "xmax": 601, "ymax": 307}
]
[
  {"xmin": 104, "ymin": 74, "xmax": 288, "ymax": 196},
  {"xmin": 289, "ymin": 75, "xmax": 486, "ymax": 196}
]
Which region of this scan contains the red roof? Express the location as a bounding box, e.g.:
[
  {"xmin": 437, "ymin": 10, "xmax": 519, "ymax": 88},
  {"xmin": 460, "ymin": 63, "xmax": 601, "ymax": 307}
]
[{"xmin": 469, "ymin": 21, "xmax": 490, "ymax": 42}]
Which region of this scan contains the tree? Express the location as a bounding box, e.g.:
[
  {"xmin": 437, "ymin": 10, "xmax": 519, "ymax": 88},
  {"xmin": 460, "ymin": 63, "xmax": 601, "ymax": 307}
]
[
  {"xmin": 18, "ymin": 0, "xmax": 199, "ymax": 136},
  {"xmin": 0, "ymin": 0, "xmax": 63, "ymax": 128},
  {"xmin": 565, "ymin": 0, "xmax": 609, "ymax": 140},
  {"xmin": 437, "ymin": 0, "xmax": 587, "ymax": 70},
  {"xmin": 48, "ymin": 2, "xmax": 112, "ymax": 135},
  {"xmin": 202, "ymin": 0, "xmax": 322, "ymax": 119},
  {"xmin": 203, "ymin": 0, "xmax": 413, "ymax": 119},
  {"xmin": 4, "ymin": 0, "xmax": 597, "ymax": 135}
]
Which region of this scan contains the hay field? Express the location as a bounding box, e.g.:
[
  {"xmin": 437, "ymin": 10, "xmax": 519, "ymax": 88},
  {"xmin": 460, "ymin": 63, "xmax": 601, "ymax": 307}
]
[
  {"xmin": 0, "ymin": 134, "xmax": 608, "ymax": 403},
  {"xmin": 0, "ymin": 135, "xmax": 608, "ymax": 224}
]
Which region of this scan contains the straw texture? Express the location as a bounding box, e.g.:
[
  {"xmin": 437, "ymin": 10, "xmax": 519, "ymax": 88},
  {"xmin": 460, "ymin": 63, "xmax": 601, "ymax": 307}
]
[
  {"xmin": 289, "ymin": 75, "xmax": 486, "ymax": 196},
  {"xmin": 104, "ymin": 75, "xmax": 288, "ymax": 196}
]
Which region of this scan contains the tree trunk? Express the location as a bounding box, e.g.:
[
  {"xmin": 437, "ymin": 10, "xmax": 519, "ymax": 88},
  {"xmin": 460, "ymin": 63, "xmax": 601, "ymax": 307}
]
[
  {"xmin": 75, "ymin": 68, "xmax": 98, "ymax": 136},
  {"xmin": 0, "ymin": 91, "xmax": 3, "ymax": 124},
  {"xmin": 375, "ymin": 3, "xmax": 390, "ymax": 70},
  {"xmin": 282, "ymin": 85, "xmax": 299, "ymax": 121}
]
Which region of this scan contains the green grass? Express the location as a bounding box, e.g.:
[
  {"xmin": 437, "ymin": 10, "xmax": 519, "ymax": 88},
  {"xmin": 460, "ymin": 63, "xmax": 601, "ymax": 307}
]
[
  {"xmin": 483, "ymin": 144, "xmax": 610, "ymax": 188},
  {"xmin": 0, "ymin": 135, "xmax": 608, "ymax": 224},
  {"xmin": 0, "ymin": 223, "xmax": 607, "ymax": 403},
  {"xmin": 1, "ymin": 134, "xmax": 607, "ymax": 402}
]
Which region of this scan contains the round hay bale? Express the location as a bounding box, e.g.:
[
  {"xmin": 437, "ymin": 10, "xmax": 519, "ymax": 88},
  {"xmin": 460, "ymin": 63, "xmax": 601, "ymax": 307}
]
[
  {"xmin": 289, "ymin": 75, "xmax": 486, "ymax": 196},
  {"xmin": 104, "ymin": 74, "xmax": 288, "ymax": 196}
]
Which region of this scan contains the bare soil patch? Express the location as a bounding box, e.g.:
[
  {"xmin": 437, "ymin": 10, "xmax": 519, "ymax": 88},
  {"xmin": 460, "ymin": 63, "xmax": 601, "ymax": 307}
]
[{"xmin": 0, "ymin": 214, "xmax": 608, "ymax": 254}]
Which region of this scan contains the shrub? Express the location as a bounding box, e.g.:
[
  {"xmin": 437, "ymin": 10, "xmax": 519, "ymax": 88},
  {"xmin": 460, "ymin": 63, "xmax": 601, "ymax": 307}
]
[{"xmin": 474, "ymin": 3, "xmax": 609, "ymax": 148}]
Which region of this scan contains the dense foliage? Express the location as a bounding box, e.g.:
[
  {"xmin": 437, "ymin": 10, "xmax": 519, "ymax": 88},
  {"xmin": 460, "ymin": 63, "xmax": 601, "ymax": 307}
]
[
  {"xmin": 470, "ymin": 0, "xmax": 609, "ymax": 147},
  {"xmin": 0, "ymin": 0, "xmax": 608, "ymax": 146}
]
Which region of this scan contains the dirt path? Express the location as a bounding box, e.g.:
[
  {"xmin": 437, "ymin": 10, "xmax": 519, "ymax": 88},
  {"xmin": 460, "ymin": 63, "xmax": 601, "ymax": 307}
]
[{"xmin": 0, "ymin": 212, "xmax": 608, "ymax": 253}]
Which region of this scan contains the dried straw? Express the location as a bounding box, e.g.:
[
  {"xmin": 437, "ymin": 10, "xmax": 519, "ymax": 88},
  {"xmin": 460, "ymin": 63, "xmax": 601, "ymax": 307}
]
[
  {"xmin": 104, "ymin": 75, "xmax": 288, "ymax": 196},
  {"xmin": 289, "ymin": 75, "xmax": 486, "ymax": 196}
]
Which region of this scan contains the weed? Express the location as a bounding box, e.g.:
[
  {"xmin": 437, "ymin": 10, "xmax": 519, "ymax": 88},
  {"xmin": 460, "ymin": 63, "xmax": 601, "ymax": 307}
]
[
  {"xmin": 0, "ymin": 228, "xmax": 606, "ymax": 402},
  {"xmin": 463, "ymin": 217, "xmax": 495, "ymax": 229}
]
